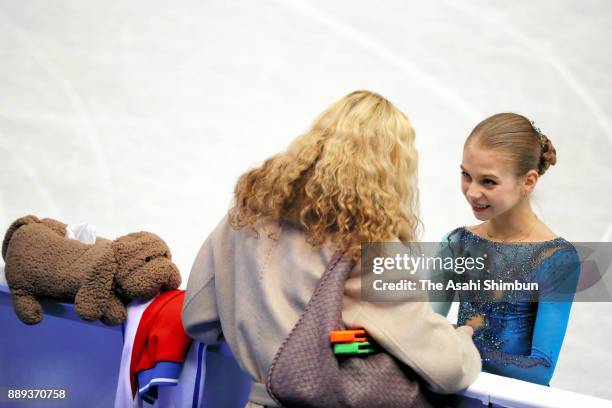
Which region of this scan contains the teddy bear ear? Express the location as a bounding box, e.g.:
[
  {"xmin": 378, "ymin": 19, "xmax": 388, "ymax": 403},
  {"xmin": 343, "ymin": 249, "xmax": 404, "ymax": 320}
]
[
  {"xmin": 111, "ymin": 232, "xmax": 172, "ymax": 271},
  {"xmin": 2, "ymin": 215, "xmax": 40, "ymax": 260}
]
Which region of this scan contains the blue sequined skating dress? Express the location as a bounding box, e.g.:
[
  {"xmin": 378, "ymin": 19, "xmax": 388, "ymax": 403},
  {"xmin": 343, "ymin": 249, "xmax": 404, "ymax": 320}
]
[{"xmin": 431, "ymin": 227, "xmax": 580, "ymax": 385}]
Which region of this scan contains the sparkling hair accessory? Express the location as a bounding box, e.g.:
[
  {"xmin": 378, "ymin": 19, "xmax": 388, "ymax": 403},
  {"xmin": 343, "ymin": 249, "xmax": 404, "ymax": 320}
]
[{"xmin": 530, "ymin": 119, "xmax": 545, "ymax": 148}]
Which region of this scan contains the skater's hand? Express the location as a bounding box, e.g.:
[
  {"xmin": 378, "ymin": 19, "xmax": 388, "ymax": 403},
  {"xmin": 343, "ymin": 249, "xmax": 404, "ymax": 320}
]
[
  {"xmin": 456, "ymin": 325, "xmax": 474, "ymax": 337},
  {"xmin": 464, "ymin": 314, "xmax": 485, "ymax": 330}
]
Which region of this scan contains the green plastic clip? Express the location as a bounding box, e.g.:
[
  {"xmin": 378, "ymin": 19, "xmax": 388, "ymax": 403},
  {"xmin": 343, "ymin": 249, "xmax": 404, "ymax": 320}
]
[{"xmin": 333, "ymin": 341, "xmax": 378, "ymax": 355}]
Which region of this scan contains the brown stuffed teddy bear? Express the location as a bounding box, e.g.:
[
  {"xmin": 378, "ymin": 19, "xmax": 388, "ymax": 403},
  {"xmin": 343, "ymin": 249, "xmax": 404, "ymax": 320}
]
[{"xmin": 2, "ymin": 215, "xmax": 181, "ymax": 325}]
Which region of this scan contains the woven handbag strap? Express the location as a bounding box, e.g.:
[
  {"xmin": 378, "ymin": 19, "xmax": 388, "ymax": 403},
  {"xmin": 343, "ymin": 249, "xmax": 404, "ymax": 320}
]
[{"xmin": 266, "ymin": 250, "xmax": 355, "ymax": 406}]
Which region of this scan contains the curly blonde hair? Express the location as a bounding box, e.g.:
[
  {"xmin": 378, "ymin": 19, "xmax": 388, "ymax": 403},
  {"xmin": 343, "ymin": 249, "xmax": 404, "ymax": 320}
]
[{"xmin": 229, "ymin": 90, "xmax": 420, "ymax": 260}]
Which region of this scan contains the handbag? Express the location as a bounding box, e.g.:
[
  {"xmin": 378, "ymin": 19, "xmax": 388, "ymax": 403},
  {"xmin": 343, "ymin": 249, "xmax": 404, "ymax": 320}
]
[{"xmin": 266, "ymin": 251, "xmax": 445, "ymax": 408}]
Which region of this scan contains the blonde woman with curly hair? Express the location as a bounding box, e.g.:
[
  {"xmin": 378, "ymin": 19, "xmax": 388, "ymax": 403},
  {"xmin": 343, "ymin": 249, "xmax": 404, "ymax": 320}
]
[{"xmin": 183, "ymin": 90, "xmax": 481, "ymax": 407}]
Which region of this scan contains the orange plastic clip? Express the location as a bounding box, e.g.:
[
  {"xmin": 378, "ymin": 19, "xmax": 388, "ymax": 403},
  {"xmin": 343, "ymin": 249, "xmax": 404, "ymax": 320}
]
[{"xmin": 329, "ymin": 329, "xmax": 368, "ymax": 344}]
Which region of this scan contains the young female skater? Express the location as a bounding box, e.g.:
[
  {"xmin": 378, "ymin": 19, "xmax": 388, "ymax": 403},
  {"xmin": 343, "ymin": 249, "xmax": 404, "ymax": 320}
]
[
  {"xmin": 183, "ymin": 90, "xmax": 481, "ymax": 407},
  {"xmin": 432, "ymin": 113, "xmax": 580, "ymax": 386}
]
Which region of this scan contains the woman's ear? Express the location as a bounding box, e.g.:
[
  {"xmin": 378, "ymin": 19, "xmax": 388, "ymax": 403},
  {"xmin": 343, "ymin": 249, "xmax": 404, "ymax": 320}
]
[
  {"xmin": 75, "ymin": 249, "xmax": 118, "ymax": 321},
  {"xmin": 523, "ymin": 169, "xmax": 540, "ymax": 195}
]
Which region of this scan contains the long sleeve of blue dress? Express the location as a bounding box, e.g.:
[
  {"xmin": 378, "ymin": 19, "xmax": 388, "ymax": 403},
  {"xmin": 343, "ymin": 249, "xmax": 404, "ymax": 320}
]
[{"xmin": 469, "ymin": 247, "xmax": 580, "ymax": 385}]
